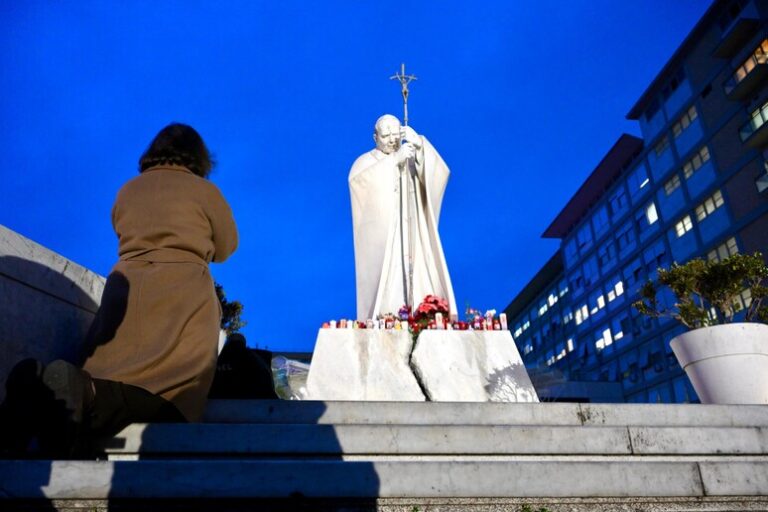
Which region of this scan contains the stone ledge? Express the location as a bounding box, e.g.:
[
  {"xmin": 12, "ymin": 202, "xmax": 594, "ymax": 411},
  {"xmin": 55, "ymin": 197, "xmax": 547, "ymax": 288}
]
[
  {"xmin": 0, "ymin": 460, "xmax": 732, "ymax": 498},
  {"xmin": 202, "ymin": 400, "xmax": 768, "ymax": 427},
  {"xmin": 99, "ymin": 424, "xmax": 768, "ymax": 456}
]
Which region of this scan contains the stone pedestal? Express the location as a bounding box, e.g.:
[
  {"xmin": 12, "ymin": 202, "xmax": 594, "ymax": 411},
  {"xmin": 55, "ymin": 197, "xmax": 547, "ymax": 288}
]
[
  {"xmin": 412, "ymin": 330, "xmax": 538, "ymax": 402},
  {"xmin": 306, "ymin": 328, "xmax": 538, "ymax": 402},
  {"xmin": 306, "ymin": 329, "xmax": 425, "ymax": 401}
]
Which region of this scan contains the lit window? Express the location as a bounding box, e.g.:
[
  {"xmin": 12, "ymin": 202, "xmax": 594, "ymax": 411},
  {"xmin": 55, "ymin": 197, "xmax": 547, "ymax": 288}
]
[
  {"xmin": 733, "ymin": 288, "xmax": 753, "ymax": 312},
  {"xmin": 603, "ymin": 328, "xmax": 613, "ymax": 346},
  {"xmin": 730, "ymin": 39, "xmax": 768, "ymax": 87},
  {"xmin": 567, "ymin": 338, "xmax": 575, "ymax": 352},
  {"xmin": 646, "ymin": 203, "xmax": 659, "ymax": 225},
  {"xmin": 522, "ymin": 320, "xmax": 530, "ymax": 331},
  {"xmin": 575, "ymin": 304, "xmax": 589, "ymax": 326},
  {"xmin": 675, "ymin": 215, "xmax": 693, "ymax": 237},
  {"xmin": 597, "ymin": 295, "xmax": 606, "ymax": 309},
  {"xmin": 524, "ymin": 343, "xmax": 533, "ymax": 355},
  {"xmin": 539, "ymin": 302, "xmax": 548, "ymax": 316},
  {"xmin": 607, "ymin": 289, "xmax": 616, "ymax": 301},
  {"xmin": 695, "ymin": 190, "xmax": 724, "ymax": 221},
  {"xmin": 664, "ymin": 175, "xmax": 681, "ymax": 195},
  {"xmin": 615, "ymin": 281, "xmax": 624, "ymax": 296},
  {"xmin": 683, "ymin": 146, "xmax": 711, "ymax": 179},
  {"xmin": 672, "ymin": 106, "xmax": 698, "ymax": 138},
  {"xmin": 708, "ymin": 237, "xmax": 739, "ymax": 262},
  {"xmin": 548, "ymin": 293, "xmax": 558, "ymax": 306}
]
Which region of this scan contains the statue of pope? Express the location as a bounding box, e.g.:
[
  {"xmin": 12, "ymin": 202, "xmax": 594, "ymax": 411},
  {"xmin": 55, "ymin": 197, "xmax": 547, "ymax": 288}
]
[{"xmin": 348, "ymin": 114, "xmax": 457, "ymax": 320}]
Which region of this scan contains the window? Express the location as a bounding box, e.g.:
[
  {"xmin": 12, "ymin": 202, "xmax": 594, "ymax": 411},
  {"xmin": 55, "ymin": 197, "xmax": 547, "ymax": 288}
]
[
  {"xmin": 683, "ymin": 146, "xmax": 710, "ymax": 179},
  {"xmin": 616, "ymin": 221, "xmax": 635, "ymax": 252},
  {"xmin": 597, "ymin": 241, "xmax": 617, "ymax": 268},
  {"xmin": 575, "ymin": 303, "xmax": 589, "ymax": 326},
  {"xmin": 606, "ymin": 276, "xmax": 624, "ymax": 302},
  {"xmin": 623, "ymin": 257, "xmax": 644, "ymax": 288},
  {"xmin": 592, "ymin": 205, "xmax": 609, "ymax": 238},
  {"xmin": 558, "ymin": 279, "xmax": 569, "ymax": 297},
  {"xmin": 654, "ymin": 136, "xmax": 670, "ymax": 157},
  {"xmin": 576, "ymin": 224, "xmax": 593, "ymax": 251},
  {"xmin": 514, "ymin": 325, "xmax": 523, "ymax": 338},
  {"xmin": 637, "ymin": 202, "xmax": 659, "ymax": 228},
  {"xmin": 523, "ymin": 343, "xmax": 533, "ymax": 355},
  {"xmin": 675, "ymin": 215, "xmax": 693, "ymax": 237},
  {"xmin": 627, "ymin": 165, "xmax": 650, "ymax": 198},
  {"xmin": 731, "ymin": 39, "xmax": 768, "ymax": 87},
  {"xmin": 538, "ymin": 300, "xmax": 548, "ymax": 317},
  {"xmin": 582, "ymin": 256, "xmax": 599, "ymax": 287},
  {"xmin": 643, "ymin": 239, "xmax": 668, "ymax": 274},
  {"xmin": 733, "ymin": 288, "xmax": 753, "ymax": 312},
  {"xmin": 608, "ymin": 187, "xmax": 629, "ymax": 218},
  {"xmin": 695, "ymin": 190, "xmax": 724, "ymax": 221},
  {"xmin": 611, "ymin": 314, "xmax": 627, "ymax": 342},
  {"xmin": 595, "ymin": 326, "xmax": 613, "ymax": 351},
  {"xmin": 567, "ymin": 338, "xmax": 575, "ymax": 352},
  {"xmin": 708, "ymin": 237, "xmax": 739, "ymax": 262},
  {"xmin": 664, "ymin": 174, "xmax": 681, "ymax": 195},
  {"xmin": 741, "ymin": 100, "xmax": 768, "ymax": 141},
  {"xmin": 547, "ymin": 292, "xmax": 558, "ymax": 307},
  {"xmin": 569, "ymin": 269, "xmax": 584, "ymax": 295},
  {"xmin": 672, "ymin": 106, "xmax": 698, "ymax": 138}
]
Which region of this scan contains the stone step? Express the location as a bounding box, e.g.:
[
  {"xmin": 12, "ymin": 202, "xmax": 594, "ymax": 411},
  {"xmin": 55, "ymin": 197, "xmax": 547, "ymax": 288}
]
[
  {"xmin": 1, "ymin": 459, "xmax": 767, "ymax": 499},
  {"xmin": 100, "ymin": 423, "xmax": 768, "ymax": 457},
  {"xmin": 202, "ymin": 400, "xmax": 768, "ymax": 427}
]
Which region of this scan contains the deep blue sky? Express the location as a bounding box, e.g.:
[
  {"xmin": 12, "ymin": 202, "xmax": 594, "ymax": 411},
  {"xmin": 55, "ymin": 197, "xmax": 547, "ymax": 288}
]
[{"xmin": 1, "ymin": 1, "xmax": 710, "ymax": 352}]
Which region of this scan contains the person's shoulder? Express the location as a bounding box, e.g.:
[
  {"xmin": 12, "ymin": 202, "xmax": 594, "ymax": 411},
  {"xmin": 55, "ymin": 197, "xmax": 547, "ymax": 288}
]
[{"xmin": 349, "ymin": 150, "xmax": 384, "ymax": 181}]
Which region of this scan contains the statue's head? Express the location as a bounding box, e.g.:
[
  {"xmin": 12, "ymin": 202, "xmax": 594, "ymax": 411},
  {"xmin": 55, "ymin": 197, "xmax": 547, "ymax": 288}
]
[{"xmin": 373, "ymin": 114, "xmax": 401, "ymax": 155}]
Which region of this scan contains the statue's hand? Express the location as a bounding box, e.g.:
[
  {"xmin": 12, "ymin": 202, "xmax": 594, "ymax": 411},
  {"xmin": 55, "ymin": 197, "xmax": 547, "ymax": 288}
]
[
  {"xmin": 394, "ymin": 142, "xmax": 416, "ymax": 165},
  {"xmin": 401, "ymin": 126, "xmax": 422, "ymax": 148}
]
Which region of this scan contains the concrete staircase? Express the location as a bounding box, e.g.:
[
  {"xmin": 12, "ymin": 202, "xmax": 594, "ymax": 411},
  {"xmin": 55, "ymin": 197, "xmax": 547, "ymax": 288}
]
[{"xmin": 2, "ymin": 401, "xmax": 768, "ymax": 511}]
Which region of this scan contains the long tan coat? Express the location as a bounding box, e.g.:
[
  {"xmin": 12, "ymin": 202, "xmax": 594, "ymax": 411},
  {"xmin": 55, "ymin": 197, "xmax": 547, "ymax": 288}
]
[{"xmin": 83, "ymin": 165, "xmax": 238, "ymax": 421}]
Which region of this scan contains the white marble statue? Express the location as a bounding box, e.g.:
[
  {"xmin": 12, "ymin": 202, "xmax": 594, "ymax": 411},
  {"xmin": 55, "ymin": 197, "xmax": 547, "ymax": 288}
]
[{"xmin": 348, "ymin": 114, "xmax": 457, "ymax": 320}]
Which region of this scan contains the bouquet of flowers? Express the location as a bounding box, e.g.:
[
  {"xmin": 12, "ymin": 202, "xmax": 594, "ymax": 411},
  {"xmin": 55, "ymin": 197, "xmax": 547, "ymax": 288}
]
[{"xmin": 409, "ymin": 294, "xmax": 450, "ymax": 342}]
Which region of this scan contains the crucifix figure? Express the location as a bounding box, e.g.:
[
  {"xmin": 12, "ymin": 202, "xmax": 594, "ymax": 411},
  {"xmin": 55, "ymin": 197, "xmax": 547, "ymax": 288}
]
[
  {"xmin": 390, "ymin": 63, "xmax": 417, "ymax": 127},
  {"xmin": 347, "ymin": 65, "xmax": 457, "ymax": 321}
]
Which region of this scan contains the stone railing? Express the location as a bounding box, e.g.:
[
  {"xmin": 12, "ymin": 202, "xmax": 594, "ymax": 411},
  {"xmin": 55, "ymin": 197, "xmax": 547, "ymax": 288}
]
[{"xmin": 0, "ymin": 224, "xmax": 105, "ymax": 401}]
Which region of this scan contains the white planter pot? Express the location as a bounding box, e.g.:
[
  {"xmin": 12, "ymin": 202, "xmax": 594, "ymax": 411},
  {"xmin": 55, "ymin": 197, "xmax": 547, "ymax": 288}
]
[{"xmin": 670, "ymin": 323, "xmax": 768, "ymax": 404}]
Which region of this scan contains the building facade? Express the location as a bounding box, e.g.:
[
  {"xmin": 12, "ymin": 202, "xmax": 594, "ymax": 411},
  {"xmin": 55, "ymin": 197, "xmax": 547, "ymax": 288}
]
[{"xmin": 506, "ymin": 0, "xmax": 768, "ymax": 403}]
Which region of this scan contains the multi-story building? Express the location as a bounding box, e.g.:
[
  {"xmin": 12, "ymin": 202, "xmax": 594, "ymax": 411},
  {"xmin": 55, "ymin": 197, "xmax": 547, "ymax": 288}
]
[{"xmin": 505, "ymin": 0, "xmax": 768, "ymax": 403}]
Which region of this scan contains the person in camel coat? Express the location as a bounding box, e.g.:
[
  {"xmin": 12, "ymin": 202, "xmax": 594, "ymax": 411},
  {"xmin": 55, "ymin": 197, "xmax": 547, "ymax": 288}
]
[{"xmin": 82, "ymin": 123, "xmax": 238, "ymax": 423}]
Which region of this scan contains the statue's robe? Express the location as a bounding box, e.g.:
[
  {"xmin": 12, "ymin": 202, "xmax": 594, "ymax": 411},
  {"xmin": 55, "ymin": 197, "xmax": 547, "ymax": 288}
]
[{"xmin": 348, "ymin": 136, "xmax": 457, "ymax": 320}]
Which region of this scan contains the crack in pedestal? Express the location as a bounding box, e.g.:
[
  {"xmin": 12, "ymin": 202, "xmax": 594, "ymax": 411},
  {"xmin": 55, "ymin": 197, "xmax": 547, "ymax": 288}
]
[{"xmin": 408, "ymin": 338, "xmax": 431, "ymax": 401}]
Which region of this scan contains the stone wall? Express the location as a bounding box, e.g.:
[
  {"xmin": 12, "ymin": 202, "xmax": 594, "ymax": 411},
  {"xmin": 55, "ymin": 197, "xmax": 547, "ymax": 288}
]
[{"xmin": 0, "ymin": 224, "xmax": 105, "ymax": 401}]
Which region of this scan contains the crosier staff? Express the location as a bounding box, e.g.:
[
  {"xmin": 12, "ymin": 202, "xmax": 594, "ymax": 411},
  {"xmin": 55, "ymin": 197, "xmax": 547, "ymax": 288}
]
[{"xmin": 389, "ymin": 63, "xmax": 419, "ymax": 311}]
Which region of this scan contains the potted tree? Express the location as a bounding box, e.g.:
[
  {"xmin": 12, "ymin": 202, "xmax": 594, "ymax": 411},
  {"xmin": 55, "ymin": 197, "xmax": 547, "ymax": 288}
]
[{"xmin": 633, "ymin": 252, "xmax": 768, "ymax": 404}]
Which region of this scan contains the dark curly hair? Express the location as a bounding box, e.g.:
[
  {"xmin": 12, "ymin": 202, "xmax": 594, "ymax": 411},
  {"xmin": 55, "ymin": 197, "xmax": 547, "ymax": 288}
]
[{"xmin": 139, "ymin": 123, "xmax": 215, "ymax": 178}]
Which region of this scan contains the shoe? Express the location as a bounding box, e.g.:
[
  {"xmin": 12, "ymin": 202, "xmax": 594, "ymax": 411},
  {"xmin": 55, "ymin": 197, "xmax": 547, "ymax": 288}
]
[
  {"xmin": 38, "ymin": 359, "xmax": 96, "ymax": 458},
  {"xmin": 41, "ymin": 359, "xmax": 95, "ymax": 425}
]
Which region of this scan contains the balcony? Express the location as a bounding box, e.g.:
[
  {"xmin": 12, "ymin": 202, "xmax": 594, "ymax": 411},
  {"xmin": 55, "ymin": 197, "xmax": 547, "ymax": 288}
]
[
  {"xmin": 724, "ymin": 53, "xmax": 768, "ymax": 100},
  {"xmin": 740, "ymin": 102, "xmax": 768, "ymax": 148},
  {"xmin": 712, "ymin": 17, "xmax": 760, "ymax": 58}
]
